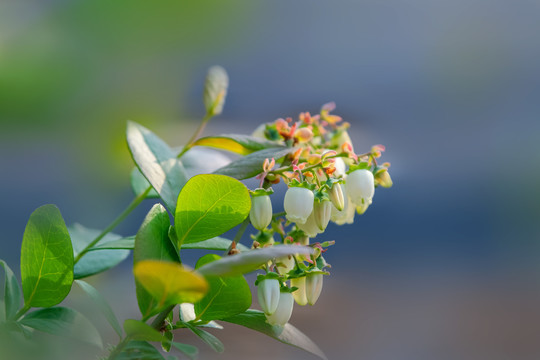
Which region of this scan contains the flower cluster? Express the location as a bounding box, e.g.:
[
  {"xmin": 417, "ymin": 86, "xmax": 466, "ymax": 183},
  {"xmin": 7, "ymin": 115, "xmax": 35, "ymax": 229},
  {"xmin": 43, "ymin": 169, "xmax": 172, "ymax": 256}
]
[{"xmin": 250, "ymin": 103, "xmax": 392, "ymax": 326}]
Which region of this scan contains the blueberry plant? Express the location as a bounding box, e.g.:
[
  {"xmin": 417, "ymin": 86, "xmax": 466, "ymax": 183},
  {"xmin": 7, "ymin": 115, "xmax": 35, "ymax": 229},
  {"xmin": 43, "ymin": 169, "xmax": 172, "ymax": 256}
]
[{"xmin": 0, "ymin": 67, "xmax": 392, "ymax": 360}]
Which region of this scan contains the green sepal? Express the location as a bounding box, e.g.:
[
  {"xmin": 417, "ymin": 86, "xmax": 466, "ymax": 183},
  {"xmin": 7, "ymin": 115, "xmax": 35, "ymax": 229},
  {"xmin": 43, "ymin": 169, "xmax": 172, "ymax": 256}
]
[
  {"xmin": 250, "ymin": 229, "xmax": 275, "ymax": 246},
  {"xmin": 254, "ymin": 272, "xmax": 282, "ymax": 286},
  {"xmin": 250, "ymin": 188, "xmax": 274, "ymax": 197},
  {"xmin": 324, "ymin": 177, "xmax": 344, "ymax": 189},
  {"xmin": 287, "ymin": 179, "xmax": 316, "ymax": 191},
  {"xmin": 313, "ymin": 187, "xmax": 330, "ymax": 203},
  {"xmin": 347, "ymin": 162, "xmax": 371, "ymax": 173},
  {"xmin": 279, "ymin": 285, "xmax": 298, "ymax": 294}
]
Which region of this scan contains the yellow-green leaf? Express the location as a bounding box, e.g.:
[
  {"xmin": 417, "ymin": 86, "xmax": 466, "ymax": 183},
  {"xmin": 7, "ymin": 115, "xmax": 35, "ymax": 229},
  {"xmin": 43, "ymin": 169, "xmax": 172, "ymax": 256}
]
[
  {"xmin": 193, "ymin": 135, "xmax": 284, "ymax": 155},
  {"xmin": 133, "ymin": 260, "xmax": 208, "ymax": 309}
]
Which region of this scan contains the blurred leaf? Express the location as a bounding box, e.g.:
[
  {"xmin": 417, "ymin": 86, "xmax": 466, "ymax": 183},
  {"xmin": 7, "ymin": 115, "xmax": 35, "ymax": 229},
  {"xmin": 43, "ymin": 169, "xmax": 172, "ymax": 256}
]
[
  {"xmin": 203, "ymin": 66, "xmax": 228, "ymax": 117},
  {"xmin": 174, "ymin": 174, "xmax": 251, "ymax": 246},
  {"xmin": 184, "ymin": 322, "xmax": 224, "ymax": 353},
  {"xmin": 222, "ymin": 309, "xmax": 327, "ymax": 360},
  {"xmin": 127, "ymin": 121, "xmax": 188, "ymax": 213},
  {"xmin": 181, "ymin": 237, "xmax": 249, "ymax": 252},
  {"xmin": 162, "ymin": 330, "xmax": 173, "ymax": 352},
  {"xmin": 75, "ymin": 280, "xmax": 122, "ymax": 337},
  {"xmin": 118, "ymin": 341, "xmax": 165, "ymax": 360},
  {"xmin": 171, "ymin": 342, "xmax": 199, "ymax": 360},
  {"xmin": 124, "ymin": 319, "xmax": 163, "ymax": 342},
  {"xmin": 134, "ymin": 205, "xmax": 180, "ymax": 318},
  {"xmin": 196, "ymin": 245, "xmax": 314, "ymax": 277},
  {"xmin": 21, "ymin": 205, "xmax": 73, "ymax": 308},
  {"xmin": 0, "ymin": 260, "xmax": 22, "ymax": 321},
  {"xmin": 213, "ymin": 147, "xmax": 296, "ymax": 180},
  {"xmin": 130, "ymin": 168, "xmax": 160, "ymax": 198},
  {"xmin": 193, "ymin": 135, "xmax": 284, "ymax": 155},
  {"xmin": 88, "ymin": 237, "xmax": 135, "ymax": 251},
  {"xmin": 21, "ymin": 307, "xmax": 102, "ymax": 349},
  {"xmin": 134, "ymin": 260, "xmax": 208, "ymax": 309},
  {"xmin": 70, "ymin": 223, "xmax": 130, "ymax": 279},
  {"xmin": 194, "ymin": 255, "xmax": 251, "ymax": 321}
]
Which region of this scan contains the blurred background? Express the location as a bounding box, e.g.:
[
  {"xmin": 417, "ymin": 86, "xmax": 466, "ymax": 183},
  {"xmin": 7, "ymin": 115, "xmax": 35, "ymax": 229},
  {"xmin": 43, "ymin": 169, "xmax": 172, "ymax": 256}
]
[{"xmin": 1, "ymin": 0, "xmax": 540, "ymax": 359}]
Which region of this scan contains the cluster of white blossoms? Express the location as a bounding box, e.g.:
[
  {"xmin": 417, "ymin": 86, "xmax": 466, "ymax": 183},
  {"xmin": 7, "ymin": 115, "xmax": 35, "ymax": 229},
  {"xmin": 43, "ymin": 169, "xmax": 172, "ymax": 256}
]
[{"xmin": 248, "ymin": 103, "xmax": 392, "ymax": 327}]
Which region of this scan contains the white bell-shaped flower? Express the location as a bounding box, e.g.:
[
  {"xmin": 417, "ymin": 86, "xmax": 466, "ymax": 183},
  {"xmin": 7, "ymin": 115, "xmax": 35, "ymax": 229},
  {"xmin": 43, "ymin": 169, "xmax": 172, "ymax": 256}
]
[
  {"xmin": 284, "ymin": 187, "xmax": 314, "ymax": 224},
  {"xmin": 291, "ymin": 277, "xmax": 308, "ymax": 306},
  {"xmin": 257, "ymin": 279, "xmax": 281, "ymax": 315},
  {"xmin": 346, "ymin": 169, "xmax": 375, "ymax": 208},
  {"xmin": 265, "ymin": 291, "xmax": 294, "ymax": 326},
  {"xmin": 250, "ymin": 194, "xmax": 273, "ymax": 230},
  {"xmin": 313, "ymin": 200, "xmax": 332, "ymax": 231},
  {"xmin": 277, "ymin": 255, "xmax": 295, "ymax": 274},
  {"xmin": 333, "ymin": 157, "xmax": 347, "ymax": 178},
  {"xmin": 328, "ymin": 183, "xmax": 345, "ymax": 211},
  {"xmin": 305, "ymin": 273, "xmax": 324, "ymax": 305},
  {"xmin": 296, "ymin": 210, "xmax": 321, "ymax": 237}
]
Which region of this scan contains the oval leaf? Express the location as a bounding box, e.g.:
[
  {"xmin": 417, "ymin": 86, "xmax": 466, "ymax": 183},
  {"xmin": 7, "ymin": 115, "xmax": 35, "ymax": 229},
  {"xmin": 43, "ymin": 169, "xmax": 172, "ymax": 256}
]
[
  {"xmin": 120, "ymin": 341, "xmax": 166, "ymax": 360},
  {"xmin": 174, "ymin": 174, "xmax": 251, "ymax": 246},
  {"xmin": 134, "ymin": 205, "xmax": 180, "ymax": 317},
  {"xmin": 88, "ymin": 237, "xmax": 135, "ymax": 251},
  {"xmin": 133, "ymin": 261, "xmax": 208, "ymax": 309},
  {"xmin": 213, "ymin": 147, "xmax": 297, "ymax": 180},
  {"xmin": 70, "ymin": 224, "xmax": 130, "ymax": 279},
  {"xmin": 194, "ymin": 255, "xmax": 251, "ymax": 321},
  {"xmin": 171, "ymin": 342, "xmax": 198, "ymax": 360},
  {"xmin": 181, "ymin": 237, "xmax": 249, "ymax": 252},
  {"xmin": 193, "ymin": 135, "xmax": 284, "ymax": 155},
  {"xmin": 222, "ymin": 309, "xmax": 327, "ymax": 360},
  {"xmin": 0, "ymin": 260, "xmax": 22, "ymax": 321},
  {"xmin": 196, "ymin": 245, "xmax": 314, "ymax": 277},
  {"xmin": 21, "ymin": 205, "xmax": 73, "ymax": 308},
  {"xmin": 130, "ymin": 168, "xmax": 160, "ymax": 199},
  {"xmin": 127, "ymin": 121, "xmax": 189, "ymax": 213},
  {"xmin": 20, "ymin": 307, "xmax": 102, "ymax": 349},
  {"xmin": 184, "ymin": 322, "xmax": 224, "ymax": 353}
]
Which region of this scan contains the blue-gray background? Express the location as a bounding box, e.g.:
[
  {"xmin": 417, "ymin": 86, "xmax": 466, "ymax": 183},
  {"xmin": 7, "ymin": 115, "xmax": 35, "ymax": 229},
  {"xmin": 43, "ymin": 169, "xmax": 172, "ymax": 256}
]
[{"xmin": 1, "ymin": 1, "xmax": 540, "ymax": 359}]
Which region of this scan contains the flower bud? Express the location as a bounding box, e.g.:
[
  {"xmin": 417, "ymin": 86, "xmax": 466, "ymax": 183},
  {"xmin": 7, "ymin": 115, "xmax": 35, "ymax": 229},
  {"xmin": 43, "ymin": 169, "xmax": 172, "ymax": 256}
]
[
  {"xmin": 331, "ymin": 185, "xmax": 355, "ymax": 225},
  {"xmin": 296, "ymin": 210, "xmax": 321, "ymax": 237},
  {"xmin": 305, "ymin": 273, "xmax": 323, "ymax": 306},
  {"xmin": 277, "ymin": 255, "xmax": 295, "ymax": 274},
  {"xmin": 346, "ymin": 169, "xmax": 375, "ymax": 208},
  {"xmin": 257, "ymin": 279, "xmax": 281, "ymax": 315},
  {"xmin": 291, "ymin": 277, "xmax": 308, "ymax": 306},
  {"xmin": 250, "ymin": 194, "xmax": 273, "ymax": 230},
  {"xmin": 284, "ymin": 187, "xmax": 314, "ymax": 224},
  {"xmin": 265, "ymin": 291, "xmax": 294, "ymax": 326},
  {"xmin": 313, "ymin": 200, "xmax": 332, "ymax": 231},
  {"xmin": 203, "ymin": 66, "xmax": 229, "ymax": 117},
  {"xmin": 375, "ymin": 168, "xmax": 393, "ymax": 188},
  {"xmin": 179, "ymin": 303, "xmax": 197, "ymax": 322},
  {"xmin": 328, "ymin": 183, "xmax": 345, "ymax": 211}
]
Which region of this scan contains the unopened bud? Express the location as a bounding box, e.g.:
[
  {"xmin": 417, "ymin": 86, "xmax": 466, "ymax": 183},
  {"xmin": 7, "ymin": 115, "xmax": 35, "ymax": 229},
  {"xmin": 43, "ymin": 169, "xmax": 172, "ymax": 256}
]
[
  {"xmin": 250, "ymin": 194, "xmax": 273, "ymax": 230},
  {"xmin": 265, "ymin": 291, "xmax": 294, "ymax": 326},
  {"xmin": 203, "ymin": 66, "xmax": 229, "ymax": 117},
  {"xmin": 375, "ymin": 168, "xmax": 393, "ymax": 188},
  {"xmin": 313, "ymin": 200, "xmax": 332, "ymax": 231},
  {"xmin": 291, "ymin": 277, "xmax": 308, "ymax": 306},
  {"xmin": 257, "ymin": 279, "xmax": 281, "ymax": 315},
  {"xmin": 328, "ymin": 183, "xmax": 345, "ymax": 211},
  {"xmin": 305, "ymin": 273, "xmax": 323, "ymax": 305}
]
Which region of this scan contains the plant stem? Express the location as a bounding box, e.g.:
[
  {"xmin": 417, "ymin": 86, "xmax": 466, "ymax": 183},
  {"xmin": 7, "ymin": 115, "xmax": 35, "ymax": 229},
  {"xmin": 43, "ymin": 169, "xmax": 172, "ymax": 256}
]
[
  {"xmin": 224, "ymin": 218, "xmax": 250, "ymax": 255},
  {"xmin": 14, "ymin": 304, "xmax": 30, "ymax": 321},
  {"xmin": 176, "ymin": 114, "xmax": 212, "ymax": 159},
  {"xmin": 106, "ymin": 305, "xmax": 176, "ymax": 360},
  {"xmin": 74, "ymin": 186, "xmax": 152, "ymax": 264}
]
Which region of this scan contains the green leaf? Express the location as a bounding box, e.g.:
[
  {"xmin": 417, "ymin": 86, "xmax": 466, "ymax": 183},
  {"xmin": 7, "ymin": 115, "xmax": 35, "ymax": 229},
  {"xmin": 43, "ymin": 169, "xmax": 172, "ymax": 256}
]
[
  {"xmin": 213, "ymin": 147, "xmax": 297, "ymax": 180},
  {"xmin": 20, "ymin": 205, "xmax": 74, "ymax": 308},
  {"xmin": 124, "ymin": 319, "xmax": 164, "ymax": 342},
  {"xmin": 126, "ymin": 121, "xmax": 189, "ymax": 213},
  {"xmin": 194, "ymin": 255, "xmax": 251, "ymax": 321},
  {"xmin": 75, "ymin": 280, "xmax": 122, "ymax": 337},
  {"xmin": 193, "ymin": 135, "xmax": 284, "ymax": 155},
  {"xmin": 171, "ymin": 342, "xmax": 199, "ymax": 360},
  {"xmin": 130, "ymin": 167, "xmax": 160, "ymax": 198},
  {"xmin": 222, "ymin": 310, "xmax": 327, "ymax": 360},
  {"xmin": 162, "ymin": 330, "xmax": 173, "ymax": 352},
  {"xmin": 0, "ymin": 260, "xmax": 22, "ymax": 321},
  {"xmin": 20, "ymin": 307, "xmax": 102, "ymax": 348},
  {"xmin": 196, "ymin": 245, "xmax": 314, "ymax": 277},
  {"xmin": 175, "ymin": 174, "xmax": 251, "ymax": 246},
  {"xmin": 184, "ymin": 322, "xmax": 224, "ymax": 353},
  {"xmin": 134, "ymin": 205, "xmax": 181, "ymax": 317},
  {"xmin": 70, "ymin": 224, "xmax": 130, "ymax": 279},
  {"xmin": 181, "ymin": 237, "xmax": 249, "ymax": 252},
  {"xmin": 88, "ymin": 237, "xmax": 135, "ymax": 251},
  {"xmin": 134, "ymin": 260, "xmax": 208, "ymax": 309},
  {"xmin": 118, "ymin": 341, "xmax": 165, "ymax": 360}
]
